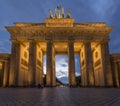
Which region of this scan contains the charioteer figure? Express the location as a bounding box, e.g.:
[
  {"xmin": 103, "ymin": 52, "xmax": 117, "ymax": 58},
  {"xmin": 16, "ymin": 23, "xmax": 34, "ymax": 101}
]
[
  {"xmin": 48, "ymin": 6, "xmax": 70, "ymax": 19},
  {"xmin": 66, "ymin": 8, "xmax": 71, "ymax": 18},
  {"xmin": 48, "ymin": 9, "xmax": 53, "ymax": 18}
]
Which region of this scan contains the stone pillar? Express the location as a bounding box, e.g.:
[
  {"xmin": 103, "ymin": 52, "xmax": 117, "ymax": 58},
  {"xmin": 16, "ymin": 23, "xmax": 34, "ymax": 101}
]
[
  {"xmin": 46, "ymin": 40, "xmax": 56, "ymax": 86},
  {"xmin": 84, "ymin": 41, "xmax": 95, "ymax": 86},
  {"xmin": 39, "ymin": 51, "xmax": 43, "ymax": 85},
  {"xmin": 116, "ymin": 62, "xmax": 120, "ymax": 87},
  {"xmin": 3, "ymin": 61, "xmax": 10, "ymax": 87},
  {"xmin": 111, "ymin": 61, "xmax": 119, "ymax": 87},
  {"xmin": 68, "ymin": 40, "xmax": 76, "ymax": 86},
  {"xmin": 9, "ymin": 41, "xmax": 20, "ymax": 86},
  {"xmin": 52, "ymin": 47, "xmax": 56, "ymax": 86},
  {"xmin": 100, "ymin": 41, "xmax": 113, "ymax": 86},
  {"xmin": 36, "ymin": 46, "xmax": 43, "ymax": 85},
  {"xmin": 46, "ymin": 40, "xmax": 52, "ymax": 86},
  {"xmin": 0, "ymin": 62, "xmax": 4, "ymax": 86},
  {"xmin": 28, "ymin": 41, "xmax": 37, "ymax": 86}
]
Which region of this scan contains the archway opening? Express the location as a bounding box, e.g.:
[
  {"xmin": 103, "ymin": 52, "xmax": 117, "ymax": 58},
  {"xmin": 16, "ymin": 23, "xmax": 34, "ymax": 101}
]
[
  {"xmin": 56, "ymin": 55, "xmax": 68, "ymax": 85},
  {"xmin": 75, "ymin": 55, "xmax": 81, "ymax": 86},
  {"xmin": 43, "ymin": 54, "xmax": 81, "ymax": 86},
  {"xmin": 43, "ymin": 55, "xmax": 46, "ymax": 85}
]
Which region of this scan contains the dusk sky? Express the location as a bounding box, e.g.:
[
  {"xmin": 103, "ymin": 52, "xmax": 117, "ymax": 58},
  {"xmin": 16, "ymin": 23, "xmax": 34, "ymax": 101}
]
[{"xmin": 0, "ymin": 0, "xmax": 120, "ymax": 83}]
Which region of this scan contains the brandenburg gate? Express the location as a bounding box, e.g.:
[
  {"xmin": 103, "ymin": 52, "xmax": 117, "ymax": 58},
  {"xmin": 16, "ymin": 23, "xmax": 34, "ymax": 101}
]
[{"xmin": 5, "ymin": 8, "xmax": 113, "ymax": 87}]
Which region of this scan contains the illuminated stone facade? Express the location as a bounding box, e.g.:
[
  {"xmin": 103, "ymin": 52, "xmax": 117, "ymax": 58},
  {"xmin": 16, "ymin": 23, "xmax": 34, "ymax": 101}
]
[
  {"xmin": 0, "ymin": 17, "xmax": 120, "ymax": 87},
  {"xmin": 110, "ymin": 54, "xmax": 120, "ymax": 87},
  {"xmin": 0, "ymin": 54, "xmax": 10, "ymax": 87}
]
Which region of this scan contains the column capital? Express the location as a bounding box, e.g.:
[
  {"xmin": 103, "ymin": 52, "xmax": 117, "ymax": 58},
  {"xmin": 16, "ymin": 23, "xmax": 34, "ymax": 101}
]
[
  {"xmin": 83, "ymin": 40, "xmax": 92, "ymax": 44},
  {"xmin": 46, "ymin": 40, "xmax": 53, "ymax": 43},
  {"xmin": 28, "ymin": 40, "xmax": 38, "ymax": 43},
  {"xmin": 68, "ymin": 39, "xmax": 74, "ymax": 42},
  {"xmin": 11, "ymin": 40, "xmax": 21, "ymax": 44},
  {"xmin": 99, "ymin": 40, "xmax": 109, "ymax": 44}
]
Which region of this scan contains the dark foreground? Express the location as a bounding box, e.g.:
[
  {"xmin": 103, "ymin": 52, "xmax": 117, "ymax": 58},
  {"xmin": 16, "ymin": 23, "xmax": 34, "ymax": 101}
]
[{"xmin": 0, "ymin": 87, "xmax": 120, "ymax": 106}]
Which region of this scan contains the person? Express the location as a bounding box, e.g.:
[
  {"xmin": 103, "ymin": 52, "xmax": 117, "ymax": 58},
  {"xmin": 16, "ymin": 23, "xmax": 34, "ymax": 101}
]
[{"xmin": 38, "ymin": 84, "xmax": 41, "ymax": 88}]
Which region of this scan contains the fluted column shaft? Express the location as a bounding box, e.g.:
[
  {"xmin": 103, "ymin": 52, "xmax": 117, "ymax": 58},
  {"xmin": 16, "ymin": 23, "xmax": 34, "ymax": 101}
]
[
  {"xmin": 0, "ymin": 62, "xmax": 4, "ymax": 86},
  {"xmin": 111, "ymin": 61, "xmax": 119, "ymax": 87},
  {"xmin": 117, "ymin": 62, "xmax": 120, "ymax": 87},
  {"xmin": 52, "ymin": 47, "xmax": 56, "ymax": 86},
  {"xmin": 68, "ymin": 40, "xmax": 76, "ymax": 86},
  {"xmin": 39, "ymin": 50, "xmax": 43, "ymax": 85},
  {"xmin": 46, "ymin": 40, "xmax": 56, "ymax": 86},
  {"xmin": 28, "ymin": 41, "xmax": 37, "ymax": 86},
  {"xmin": 3, "ymin": 61, "xmax": 9, "ymax": 87},
  {"xmin": 101, "ymin": 41, "xmax": 113, "ymax": 86},
  {"xmin": 84, "ymin": 41, "xmax": 95, "ymax": 86},
  {"xmin": 46, "ymin": 41, "xmax": 52, "ymax": 86},
  {"xmin": 9, "ymin": 41, "xmax": 20, "ymax": 86}
]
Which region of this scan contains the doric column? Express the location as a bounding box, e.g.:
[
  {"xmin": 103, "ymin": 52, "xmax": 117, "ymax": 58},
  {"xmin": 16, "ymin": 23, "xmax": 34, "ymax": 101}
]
[
  {"xmin": 111, "ymin": 61, "xmax": 119, "ymax": 87},
  {"xmin": 28, "ymin": 41, "xmax": 37, "ymax": 86},
  {"xmin": 9, "ymin": 41, "xmax": 20, "ymax": 86},
  {"xmin": 39, "ymin": 50, "xmax": 43, "ymax": 85},
  {"xmin": 46, "ymin": 40, "xmax": 56, "ymax": 86},
  {"xmin": 46, "ymin": 40, "xmax": 52, "ymax": 86},
  {"xmin": 3, "ymin": 61, "xmax": 10, "ymax": 87},
  {"xmin": 100, "ymin": 41, "xmax": 113, "ymax": 86},
  {"xmin": 68, "ymin": 40, "xmax": 76, "ymax": 86},
  {"xmin": 52, "ymin": 47, "xmax": 56, "ymax": 86},
  {"xmin": 0, "ymin": 62, "xmax": 4, "ymax": 86},
  {"xmin": 84, "ymin": 41, "xmax": 95, "ymax": 86},
  {"xmin": 35, "ymin": 44, "xmax": 44, "ymax": 85},
  {"xmin": 117, "ymin": 62, "xmax": 120, "ymax": 87}
]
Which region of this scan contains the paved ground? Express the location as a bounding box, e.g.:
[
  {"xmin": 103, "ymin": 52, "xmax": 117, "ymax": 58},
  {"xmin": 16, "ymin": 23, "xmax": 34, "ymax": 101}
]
[{"xmin": 0, "ymin": 87, "xmax": 120, "ymax": 106}]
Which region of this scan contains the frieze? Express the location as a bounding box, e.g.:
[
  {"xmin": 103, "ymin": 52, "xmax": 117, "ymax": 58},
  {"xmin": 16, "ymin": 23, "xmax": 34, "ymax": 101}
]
[
  {"xmin": 10, "ymin": 33, "xmax": 109, "ymax": 41},
  {"xmin": 45, "ymin": 18, "xmax": 74, "ymax": 27}
]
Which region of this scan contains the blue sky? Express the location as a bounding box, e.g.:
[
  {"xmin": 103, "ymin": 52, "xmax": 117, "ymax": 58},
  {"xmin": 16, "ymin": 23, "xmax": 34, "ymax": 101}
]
[{"xmin": 0, "ymin": 0, "xmax": 120, "ymax": 83}]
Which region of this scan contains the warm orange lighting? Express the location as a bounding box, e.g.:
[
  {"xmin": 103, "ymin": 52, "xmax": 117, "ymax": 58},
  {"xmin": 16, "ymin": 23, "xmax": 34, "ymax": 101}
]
[{"xmin": 0, "ymin": 62, "xmax": 2, "ymax": 70}]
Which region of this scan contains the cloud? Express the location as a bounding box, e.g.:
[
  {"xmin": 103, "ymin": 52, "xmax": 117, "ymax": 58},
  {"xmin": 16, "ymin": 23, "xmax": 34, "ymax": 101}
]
[
  {"xmin": 90, "ymin": 0, "xmax": 117, "ymax": 18},
  {"xmin": 0, "ymin": 27, "xmax": 6, "ymax": 32},
  {"xmin": 75, "ymin": 55, "xmax": 80, "ymax": 75},
  {"xmin": 43, "ymin": 55, "xmax": 46, "ymax": 74},
  {"xmin": 56, "ymin": 55, "xmax": 68, "ymax": 78},
  {"xmin": 58, "ymin": 77, "xmax": 68, "ymax": 84},
  {"xmin": 56, "ymin": 70, "xmax": 68, "ymax": 78},
  {"xmin": 43, "ymin": 55, "xmax": 80, "ymax": 82},
  {"xmin": 61, "ymin": 64, "xmax": 67, "ymax": 67},
  {"xmin": 0, "ymin": 39, "xmax": 11, "ymax": 53},
  {"xmin": 43, "ymin": 55, "xmax": 68, "ymax": 78}
]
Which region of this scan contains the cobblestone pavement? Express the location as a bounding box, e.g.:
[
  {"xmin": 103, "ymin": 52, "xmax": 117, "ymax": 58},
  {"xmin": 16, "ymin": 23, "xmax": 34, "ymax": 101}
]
[{"xmin": 0, "ymin": 87, "xmax": 120, "ymax": 106}]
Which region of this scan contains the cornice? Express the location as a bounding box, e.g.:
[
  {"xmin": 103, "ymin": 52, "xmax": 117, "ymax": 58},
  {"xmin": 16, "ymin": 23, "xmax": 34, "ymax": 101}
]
[
  {"xmin": 6, "ymin": 21, "xmax": 112, "ymax": 41},
  {"xmin": 6, "ymin": 26, "xmax": 112, "ymax": 35}
]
